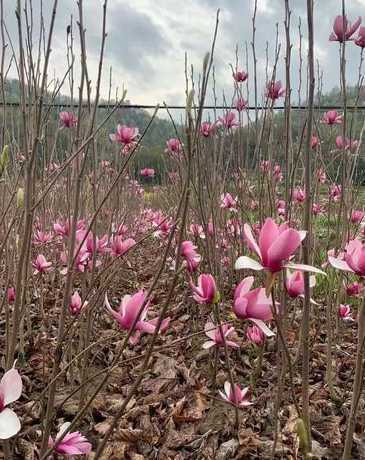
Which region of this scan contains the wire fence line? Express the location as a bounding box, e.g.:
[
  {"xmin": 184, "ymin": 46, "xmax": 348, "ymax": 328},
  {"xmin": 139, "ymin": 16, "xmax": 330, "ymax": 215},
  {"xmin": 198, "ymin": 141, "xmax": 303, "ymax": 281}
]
[{"xmin": 1, "ymin": 102, "xmax": 365, "ymax": 111}]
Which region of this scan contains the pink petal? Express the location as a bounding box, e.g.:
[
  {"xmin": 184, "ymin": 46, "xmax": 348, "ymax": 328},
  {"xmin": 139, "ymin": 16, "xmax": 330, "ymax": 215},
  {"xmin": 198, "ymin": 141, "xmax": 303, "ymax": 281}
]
[
  {"xmin": 235, "ymin": 256, "xmax": 263, "ymax": 271},
  {"xmin": 267, "ymin": 228, "xmax": 301, "ymax": 267},
  {"xmin": 249, "ymin": 318, "xmax": 275, "ymax": 337},
  {"xmin": 259, "ymin": 218, "xmax": 279, "ymax": 263},
  {"xmin": 0, "ymin": 369, "xmax": 22, "ymax": 406},
  {"xmin": 243, "ymin": 224, "xmax": 262, "ymax": 258},
  {"xmin": 284, "ymin": 263, "xmax": 327, "ymax": 275},
  {"xmin": 0, "ymin": 408, "xmax": 21, "ymax": 439},
  {"xmin": 327, "ymin": 257, "xmax": 353, "ymax": 272}
]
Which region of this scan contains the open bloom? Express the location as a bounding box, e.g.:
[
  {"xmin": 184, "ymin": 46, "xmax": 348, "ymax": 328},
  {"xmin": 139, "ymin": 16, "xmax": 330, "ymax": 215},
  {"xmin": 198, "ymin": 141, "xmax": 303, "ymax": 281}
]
[
  {"xmin": 32, "ymin": 254, "xmax": 52, "ymax": 275},
  {"xmin": 202, "ymin": 322, "xmax": 239, "ymax": 349},
  {"xmin": 233, "ymin": 70, "xmax": 248, "ymax": 82},
  {"xmin": 346, "ymin": 282, "xmax": 363, "ymax": 297},
  {"xmin": 246, "ymin": 325, "xmax": 265, "ymax": 346},
  {"xmin": 339, "ymin": 304, "xmax": 353, "ymax": 321},
  {"xmin": 33, "ymin": 230, "xmax": 52, "ymax": 245},
  {"xmin": 355, "ymin": 26, "xmax": 365, "ymax": 47},
  {"xmin": 59, "ymin": 111, "xmax": 77, "ymax": 128},
  {"xmin": 235, "ymin": 97, "xmax": 247, "ymax": 112},
  {"xmin": 165, "ymin": 138, "xmax": 183, "ymax": 157},
  {"xmin": 329, "ymin": 239, "xmax": 365, "ymax": 277},
  {"xmin": 236, "ymin": 218, "xmax": 323, "ymax": 275},
  {"xmin": 0, "ymin": 367, "xmax": 22, "ymax": 439},
  {"xmin": 219, "ymin": 111, "xmax": 239, "ymax": 129},
  {"xmin": 329, "ymin": 184, "xmax": 341, "ymax": 202},
  {"xmin": 321, "ymin": 110, "xmax": 342, "ymax": 125},
  {"xmin": 266, "ymin": 81, "xmax": 285, "ymax": 100},
  {"xmin": 233, "ymin": 276, "xmax": 274, "ymax": 336},
  {"xmin": 48, "ymin": 422, "xmax": 92, "ymax": 456},
  {"xmin": 200, "ymin": 121, "xmax": 216, "ymax": 137},
  {"xmin": 110, "ymin": 236, "xmax": 136, "ymax": 257},
  {"xmin": 105, "ymin": 291, "xmax": 170, "ymax": 344},
  {"xmin": 292, "ymin": 188, "xmax": 306, "ymax": 204},
  {"xmin": 219, "ymin": 382, "xmax": 252, "ymax": 407},
  {"xmin": 181, "ymin": 241, "xmax": 201, "ymax": 272},
  {"xmin": 140, "ymin": 168, "xmax": 155, "ymax": 178},
  {"xmin": 190, "ymin": 223, "xmax": 205, "ymax": 239},
  {"xmin": 109, "ymin": 125, "xmax": 139, "ymax": 146},
  {"xmin": 329, "ymin": 15, "xmax": 361, "ymax": 42},
  {"xmin": 335, "ymin": 136, "xmax": 359, "ymax": 152},
  {"xmin": 190, "ymin": 274, "xmax": 217, "ymax": 304},
  {"xmin": 220, "ymin": 193, "xmax": 237, "ymax": 212}
]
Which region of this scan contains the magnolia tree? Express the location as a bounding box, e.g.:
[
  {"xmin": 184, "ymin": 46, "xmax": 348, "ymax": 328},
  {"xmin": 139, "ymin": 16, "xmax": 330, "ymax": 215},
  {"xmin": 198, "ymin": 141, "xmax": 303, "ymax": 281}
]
[{"xmin": 1, "ymin": 0, "xmax": 365, "ymax": 459}]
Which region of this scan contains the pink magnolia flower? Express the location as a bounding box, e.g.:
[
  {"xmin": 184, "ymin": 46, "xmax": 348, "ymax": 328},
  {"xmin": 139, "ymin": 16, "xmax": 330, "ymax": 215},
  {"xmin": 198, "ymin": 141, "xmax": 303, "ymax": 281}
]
[
  {"xmin": 219, "ymin": 381, "xmax": 252, "ymax": 407},
  {"xmin": 312, "ymin": 203, "xmax": 324, "ymax": 216},
  {"xmin": 335, "ymin": 136, "xmax": 359, "ymax": 152},
  {"xmin": 220, "ymin": 193, "xmax": 237, "ymax": 212},
  {"xmin": 181, "ymin": 241, "xmax": 201, "ymax": 272},
  {"xmin": 246, "ymin": 325, "xmax": 265, "ymax": 346},
  {"xmin": 266, "ymin": 81, "xmax": 285, "ymax": 101},
  {"xmin": 233, "ymin": 276, "xmax": 274, "ymax": 336},
  {"xmin": 292, "ymin": 188, "xmax": 306, "ymax": 204},
  {"xmin": 321, "ymin": 110, "xmax": 342, "ymax": 125},
  {"xmin": 109, "ymin": 124, "xmax": 139, "ymax": 146},
  {"xmin": 277, "ymin": 200, "xmax": 286, "ymax": 217},
  {"xmin": 329, "ymin": 15, "xmax": 361, "ymax": 42},
  {"xmin": 311, "ymin": 135, "xmax": 320, "ymax": 150},
  {"xmin": 355, "ymin": 26, "xmax": 365, "ymax": 47},
  {"xmin": 202, "ymin": 322, "xmax": 239, "ymax": 349},
  {"xmin": 285, "ymin": 270, "xmax": 316, "ymax": 299},
  {"xmin": 7, "ymin": 287, "xmax": 15, "ymax": 304},
  {"xmin": 317, "ymin": 168, "xmax": 326, "ymax": 184},
  {"xmin": 189, "ymin": 223, "xmax": 205, "ymax": 239},
  {"xmin": 32, "ymin": 254, "xmax": 52, "ymax": 275},
  {"xmin": 33, "ymin": 230, "xmax": 52, "ymax": 246},
  {"xmin": 165, "ymin": 138, "xmax": 183, "ymax": 157},
  {"xmin": 236, "ymin": 218, "xmax": 323, "ymax": 275},
  {"xmin": 235, "ymin": 97, "xmax": 247, "ymax": 112},
  {"xmin": 105, "ymin": 290, "xmax": 170, "ymax": 344},
  {"xmin": 140, "ymin": 168, "xmax": 155, "ymax": 178},
  {"xmin": 69, "ymin": 291, "xmax": 87, "ymax": 316},
  {"xmin": 219, "ymin": 111, "xmax": 239, "ymax": 129},
  {"xmin": 233, "ymin": 70, "xmax": 248, "ymax": 82},
  {"xmin": 339, "ymin": 304, "xmax": 353, "ymax": 321},
  {"xmin": 346, "ymin": 282, "xmax": 363, "ymax": 297},
  {"xmin": 110, "ymin": 236, "xmax": 136, "ymax": 257},
  {"xmin": 351, "ymin": 210, "xmax": 365, "ymax": 224},
  {"xmin": 48, "ymin": 422, "xmax": 92, "ymax": 456},
  {"xmin": 329, "ymin": 184, "xmax": 342, "ymax": 202},
  {"xmin": 260, "ymin": 160, "xmax": 271, "ymax": 173},
  {"xmin": 190, "ymin": 274, "xmax": 217, "ymax": 304},
  {"xmin": 200, "ymin": 121, "xmax": 216, "ymax": 137},
  {"xmin": 59, "ymin": 111, "xmax": 77, "ymax": 128},
  {"xmin": 273, "ymin": 164, "xmax": 283, "ymax": 182},
  {"xmin": 0, "ymin": 367, "xmax": 22, "ymax": 439},
  {"xmin": 329, "ymin": 239, "xmax": 365, "ymax": 277},
  {"xmin": 86, "ymin": 233, "xmax": 109, "ymax": 256}
]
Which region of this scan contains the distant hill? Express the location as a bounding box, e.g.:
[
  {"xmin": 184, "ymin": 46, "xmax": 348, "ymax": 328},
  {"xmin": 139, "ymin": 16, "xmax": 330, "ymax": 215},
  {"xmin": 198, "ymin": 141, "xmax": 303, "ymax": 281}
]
[{"xmin": 4, "ymin": 78, "xmax": 177, "ymax": 149}]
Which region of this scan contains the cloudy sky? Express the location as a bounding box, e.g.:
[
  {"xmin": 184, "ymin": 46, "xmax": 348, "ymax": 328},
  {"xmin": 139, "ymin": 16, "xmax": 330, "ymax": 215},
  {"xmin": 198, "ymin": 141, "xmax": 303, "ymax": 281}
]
[{"xmin": 4, "ymin": 0, "xmax": 365, "ymax": 109}]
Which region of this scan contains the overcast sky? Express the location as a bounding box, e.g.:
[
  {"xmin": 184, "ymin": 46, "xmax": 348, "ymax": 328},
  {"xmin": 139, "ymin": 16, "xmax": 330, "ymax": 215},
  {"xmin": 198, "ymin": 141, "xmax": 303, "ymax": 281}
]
[{"xmin": 4, "ymin": 0, "xmax": 365, "ymax": 108}]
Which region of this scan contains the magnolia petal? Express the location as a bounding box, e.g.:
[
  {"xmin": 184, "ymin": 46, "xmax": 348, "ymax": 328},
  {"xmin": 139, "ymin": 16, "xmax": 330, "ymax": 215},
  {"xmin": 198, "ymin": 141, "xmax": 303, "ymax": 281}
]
[
  {"xmin": 284, "ymin": 263, "xmax": 327, "ymax": 276},
  {"xmin": 0, "ymin": 408, "xmax": 21, "ymax": 439},
  {"xmin": 0, "ymin": 369, "xmax": 22, "ymax": 406},
  {"xmin": 249, "ymin": 318, "xmax": 275, "ymax": 337},
  {"xmin": 328, "ymin": 257, "xmax": 353, "ymax": 273},
  {"xmin": 235, "ymin": 256, "xmax": 263, "ymax": 271},
  {"xmin": 202, "ymin": 341, "xmax": 215, "ymax": 349}
]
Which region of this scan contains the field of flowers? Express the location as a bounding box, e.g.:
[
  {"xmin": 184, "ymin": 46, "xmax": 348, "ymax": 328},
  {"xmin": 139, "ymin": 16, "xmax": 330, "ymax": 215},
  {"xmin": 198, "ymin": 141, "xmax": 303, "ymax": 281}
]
[{"xmin": 2, "ymin": 2, "xmax": 365, "ymax": 459}]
